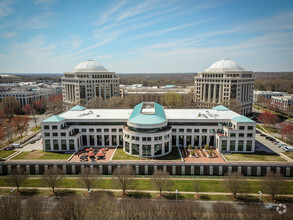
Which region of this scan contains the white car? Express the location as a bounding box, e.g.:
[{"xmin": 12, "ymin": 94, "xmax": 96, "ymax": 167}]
[{"xmin": 11, "ymin": 143, "xmax": 23, "ymax": 148}]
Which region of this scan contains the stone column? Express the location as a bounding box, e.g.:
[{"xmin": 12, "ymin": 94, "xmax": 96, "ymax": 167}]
[
  {"xmin": 203, "ymin": 84, "xmax": 206, "ymax": 102},
  {"xmin": 62, "ymin": 165, "xmax": 67, "ymax": 174},
  {"xmin": 200, "ymin": 165, "xmax": 204, "ymax": 175},
  {"xmin": 286, "ymin": 167, "xmax": 290, "ymax": 177},
  {"xmin": 218, "ymin": 166, "xmax": 223, "ymax": 176},
  {"xmin": 213, "ymin": 85, "xmax": 217, "ymax": 103},
  {"xmin": 208, "ymin": 84, "xmax": 211, "ymax": 102},
  {"xmin": 135, "ymin": 165, "xmax": 139, "ymax": 175},
  {"xmin": 90, "ymin": 165, "xmax": 93, "ymax": 173},
  {"xmin": 108, "ymin": 165, "xmax": 112, "ymax": 174},
  {"xmin": 81, "ymin": 165, "xmax": 84, "ymax": 173},
  {"xmin": 266, "ymin": 166, "xmax": 271, "ymax": 175},
  {"xmin": 228, "ymin": 166, "xmax": 232, "ymax": 175},
  {"xmin": 247, "ymin": 166, "xmax": 251, "ymax": 176},
  {"xmin": 190, "ymin": 165, "xmax": 194, "ymax": 175},
  {"xmin": 181, "ymin": 166, "xmax": 185, "ymax": 175},
  {"xmin": 72, "ymin": 165, "xmax": 76, "ymax": 174},
  {"xmin": 26, "ymin": 164, "xmax": 30, "ymax": 175},
  {"xmin": 35, "ymin": 165, "xmax": 39, "ymax": 175},
  {"xmin": 172, "ymin": 165, "xmax": 176, "ymax": 175},
  {"xmin": 99, "ymin": 165, "xmax": 103, "ymax": 174},
  {"xmin": 144, "ymin": 165, "xmax": 148, "ymax": 175},
  {"xmin": 154, "ymin": 165, "xmax": 157, "ymax": 173},
  {"xmin": 209, "ymin": 165, "xmax": 213, "ymax": 175},
  {"xmin": 44, "ymin": 164, "xmax": 48, "ymax": 172},
  {"xmin": 7, "ymin": 165, "xmax": 11, "ymax": 174},
  {"xmin": 276, "ymin": 167, "xmax": 281, "ymax": 174},
  {"xmin": 237, "ymin": 166, "xmax": 242, "ymax": 175},
  {"xmin": 257, "ymin": 167, "xmax": 261, "ymax": 176},
  {"xmin": 219, "ymin": 84, "xmax": 223, "ymax": 103},
  {"xmin": 163, "ymin": 165, "xmax": 167, "ymax": 172}
]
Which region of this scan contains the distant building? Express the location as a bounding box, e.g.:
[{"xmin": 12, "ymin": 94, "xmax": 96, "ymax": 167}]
[
  {"xmin": 194, "ymin": 59, "xmax": 254, "ymax": 115},
  {"xmin": 62, "ymin": 60, "xmax": 120, "ymax": 105},
  {"xmin": 41, "ymin": 102, "xmax": 256, "ymax": 155},
  {"xmin": 0, "ymin": 74, "xmax": 21, "ymax": 84},
  {"xmin": 271, "ymin": 94, "xmax": 293, "ymax": 111},
  {"xmin": 253, "ymin": 90, "xmax": 284, "ymax": 102},
  {"xmin": 0, "ymin": 88, "xmax": 51, "ymax": 106}
]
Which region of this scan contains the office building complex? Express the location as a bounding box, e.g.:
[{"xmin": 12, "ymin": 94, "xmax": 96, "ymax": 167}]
[
  {"xmin": 271, "ymin": 94, "xmax": 293, "ymax": 111},
  {"xmin": 194, "ymin": 59, "xmax": 254, "ymax": 115},
  {"xmin": 62, "ymin": 60, "xmax": 120, "ymax": 105},
  {"xmin": 41, "ymin": 102, "xmax": 256, "ymax": 157},
  {"xmin": 0, "ymin": 74, "xmax": 21, "ymax": 84}
]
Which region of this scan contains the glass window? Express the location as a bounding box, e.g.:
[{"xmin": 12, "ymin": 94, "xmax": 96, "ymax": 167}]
[
  {"xmin": 239, "ymin": 126, "xmax": 245, "ymax": 130},
  {"xmin": 61, "ymin": 133, "xmax": 66, "ymax": 136},
  {"xmin": 132, "ymin": 144, "xmax": 139, "ymax": 155},
  {"xmin": 142, "ymin": 137, "xmax": 147, "ymax": 142},
  {"xmin": 125, "ymin": 141, "xmax": 130, "ymax": 153},
  {"xmin": 239, "ymin": 133, "xmax": 244, "ymax": 137},
  {"xmin": 53, "ymin": 140, "xmax": 59, "ymax": 150},
  {"xmin": 96, "ymin": 129, "xmax": 102, "ymax": 132},
  {"xmin": 202, "ymin": 129, "xmax": 207, "ymax": 133},
  {"xmin": 179, "ymin": 129, "xmax": 184, "ymax": 133},
  {"xmin": 44, "ymin": 132, "xmax": 50, "ymax": 137},
  {"xmin": 246, "ymin": 140, "xmax": 252, "ymax": 151},
  {"xmin": 172, "ymin": 129, "xmax": 177, "ymax": 132},
  {"xmin": 45, "ymin": 140, "xmax": 51, "ymax": 150},
  {"xmin": 52, "ymin": 125, "xmax": 57, "ymax": 130},
  {"xmin": 210, "ymin": 129, "xmax": 215, "ymax": 133},
  {"xmin": 238, "ymin": 140, "xmax": 244, "ymax": 151},
  {"xmin": 119, "ymin": 135, "xmax": 123, "ymax": 145},
  {"xmin": 164, "ymin": 142, "xmax": 169, "ymax": 153},
  {"xmin": 194, "ymin": 129, "xmax": 199, "ymax": 133},
  {"xmin": 187, "ymin": 129, "xmax": 192, "ymax": 133},
  {"xmin": 104, "ymin": 129, "xmax": 109, "ymax": 132},
  {"xmin": 230, "ymin": 140, "xmax": 235, "ymax": 151},
  {"xmin": 112, "ymin": 129, "xmax": 116, "ymax": 132},
  {"xmin": 147, "ymin": 137, "xmax": 151, "ymax": 142},
  {"xmin": 142, "ymin": 145, "xmax": 151, "ymax": 157},
  {"xmin": 247, "ymin": 133, "xmax": 253, "ymax": 137},
  {"xmin": 154, "ymin": 144, "xmax": 162, "ymax": 156},
  {"xmin": 222, "ymin": 140, "xmax": 227, "ymax": 151},
  {"xmin": 90, "ymin": 135, "xmax": 94, "ymax": 145},
  {"xmin": 132, "ymin": 136, "xmax": 135, "ymax": 141},
  {"xmin": 119, "ymin": 129, "xmax": 123, "ymax": 132},
  {"xmin": 82, "ymin": 129, "xmax": 86, "ymax": 132},
  {"xmin": 89, "ymin": 129, "xmax": 94, "ymax": 132},
  {"xmin": 230, "ymin": 133, "xmax": 236, "ymax": 137},
  {"xmin": 154, "ymin": 137, "xmax": 159, "ymax": 141},
  {"xmin": 44, "ymin": 125, "xmax": 49, "ymax": 130},
  {"xmin": 112, "ymin": 135, "xmax": 117, "ymax": 145},
  {"xmin": 53, "ymin": 133, "xmax": 58, "ymax": 137},
  {"xmin": 97, "ymin": 135, "xmax": 102, "ymax": 145},
  {"xmin": 105, "ymin": 135, "xmax": 109, "ymax": 145},
  {"xmin": 69, "ymin": 140, "xmax": 74, "ymax": 150},
  {"xmin": 136, "ymin": 136, "xmax": 139, "ymax": 141},
  {"xmin": 248, "ymin": 126, "xmax": 253, "ymax": 130},
  {"xmin": 61, "ymin": 140, "xmax": 66, "ymax": 150}
]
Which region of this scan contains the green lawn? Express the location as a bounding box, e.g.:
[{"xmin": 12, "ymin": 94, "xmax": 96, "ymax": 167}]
[
  {"xmin": 0, "ymin": 177, "xmax": 293, "ymax": 195},
  {"xmin": 256, "ymin": 124, "xmax": 265, "ymax": 132},
  {"xmin": 11, "ymin": 150, "xmax": 71, "ymax": 160},
  {"xmin": 112, "ymin": 148, "xmax": 182, "ymax": 161},
  {"xmin": 262, "ymin": 125, "xmax": 278, "ymax": 133},
  {"xmin": 30, "ymin": 125, "xmax": 41, "ymax": 132},
  {"xmin": 283, "ymin": 152, "xmax": 293, "ymax": 160},
  {"xmin": 223, "ymin": 153, "xmax": 286, "ymax": 162},
  {"xmin": 0, "ymin": 150, "xmax": 16, "ymax": 159}
]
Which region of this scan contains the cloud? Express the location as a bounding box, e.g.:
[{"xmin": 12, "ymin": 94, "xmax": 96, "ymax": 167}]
[
  {"xmin": 21, "ymin": 12, "xmax": 54, "ymax": 29},
  {"xmin": 0, "ymin": 0, "xmax": 13, "ymax": 18}
]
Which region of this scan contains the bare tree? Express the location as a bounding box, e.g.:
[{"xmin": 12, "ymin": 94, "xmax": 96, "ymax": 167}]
[
  {"xmin": 79, "ymin": 167, "xmax": 99, "ymax": 192},
  {"xmin": 241, "ymin": 204, "xmax": 265, "ymax": 220},
  {"xmin": 151, "ymin": 170, "xmax": 173, "ymax": 196},
  {"xmin": 112, "ymin": 166, "xmax": 136, "ymax": 196},
  {"xmin": 212, "ymin": 202, "xmax": 238, "ymax": 220},
  {"xmin": 194, "ymin": 181, "xmax": 201, "ymax": 197},
  {"xmin": 6, "ymin": 167, "xmax": 28, "ymax": 193},
  {"xmin": 42, "ymin": 167, "xmax": 63, "ymax": 194},
  {"xmin": 53, "ymin": 196, "xmax": 88, "ymax": 220},
  {"xmin": 89, "ymin": 192, "xmax": 115, "ymax": 220},
  {"xmin": 261, "ymin": 171, "xmax": 288, "ymax": 200},
  {"xmin": 25, "ymin": 196, "xmax": 48, "ymax": 220},
  {"xmin": 223, "ymin": 172, "xmax": 245, "ymax": 199},
  {"xmin": 0, "ymin": 196, "xmax": 24, "ymax": 220}
]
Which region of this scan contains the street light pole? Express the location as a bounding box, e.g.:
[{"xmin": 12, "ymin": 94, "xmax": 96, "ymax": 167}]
[
  {"xmin": 175, "ymin": 189, "xmax": 178, "ymax": 202},
  {"xmin": 258, "ymin": 191, "xmax": 262, "ymax": 204}
]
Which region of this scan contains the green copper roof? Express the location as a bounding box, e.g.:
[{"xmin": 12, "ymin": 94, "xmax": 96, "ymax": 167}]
[
  {"xmin": 42, "ymin": 115, "xmax": 65, "ymax": 123},
  {"xmin": 213, "ymin": 105, "xmax": 230, "ymax": 111},
  {"xmin": 128, "ymin": 103, "xmax": 166, "ymax": 125},
  {"xmin": 69, "ymin": 105, "xmax": 86, "ymax": 111},
  {"xmin": 232, "ymin": 115, "xmax": 254, "ymax": 123}
]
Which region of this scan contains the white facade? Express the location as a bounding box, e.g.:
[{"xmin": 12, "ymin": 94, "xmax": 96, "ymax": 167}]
[
  {"xmin": 194, "ymin": 59, "xmax": 254, "ymax": 115},
  {"xmin": 62, "ymin": 60, "xmax": 120, "ymax": 105},
  {"xmin": 0, "ymin": 74, "xmax": 21, "ymax": 84},
  {"xmin": 41, "ymin": 103, "xmax": 256, "ymax": 155},
  {"xmin": 253, "ymin": 90, "xmax": 284, "ymax": 102},
  {"xmin": 271, "ymin": 95, "xmax": 293, "ymax": 111}
]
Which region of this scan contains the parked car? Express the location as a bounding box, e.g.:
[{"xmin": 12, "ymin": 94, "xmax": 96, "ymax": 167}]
[
  {"xmin": 265, "ymin": 203, "xmax": 278, "ymax": 210},
  {"xmin": 30, "ymin": 140, "xmax": 36, "ymax": 144},
  {"xmin": 3, "ymin": 145, "xmax": 15, "ymax": 150},
  {"xmin": 11, "ymin": 143, "xmax": 22, "ymax": 148},
  {"xmin": 273, "ymin": 141, "xmax": 279, "ymax": 145},
  {"xmin": 260, "ymin": 133, "xmax": 266, "ymax": 136},
  {"xmin": 35, "ymin": 136, "xmax": 41, "ymax": 141}
]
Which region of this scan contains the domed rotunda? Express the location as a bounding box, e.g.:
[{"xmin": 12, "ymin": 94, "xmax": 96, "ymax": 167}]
[{"xmin": 62, "ymin": 60, "xmax": 120, "ymax": 105}]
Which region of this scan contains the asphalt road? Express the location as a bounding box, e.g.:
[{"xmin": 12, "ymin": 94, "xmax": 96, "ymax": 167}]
[{"xmin": 255, "ymin": 133, "xmax": 285, "ymax": 154}]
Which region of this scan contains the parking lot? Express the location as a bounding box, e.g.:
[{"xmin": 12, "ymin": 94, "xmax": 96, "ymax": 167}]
[{"xmin": 255, "ymin": 132, "xmax": 286, "ymax": 154}]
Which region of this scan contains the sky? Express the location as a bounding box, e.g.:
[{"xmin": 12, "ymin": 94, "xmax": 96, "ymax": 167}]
[{"xmin": 0, "ymin": 0, "xmax": 293, "ymax": 73}]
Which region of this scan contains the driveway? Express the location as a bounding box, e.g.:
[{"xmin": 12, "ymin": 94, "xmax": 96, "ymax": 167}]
[
  {"xmin": 19, "ymin": 139, "xmax": 43, "ymax": 152},
  {"xmin": 255, "ymin": 134, "xmax": 285, "ymax": 154}
]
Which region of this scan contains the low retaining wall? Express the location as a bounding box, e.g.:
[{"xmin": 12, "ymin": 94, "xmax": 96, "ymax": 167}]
[{"xmin": 0, "ymin": 162, "xmax": 292, "ymax": 177}]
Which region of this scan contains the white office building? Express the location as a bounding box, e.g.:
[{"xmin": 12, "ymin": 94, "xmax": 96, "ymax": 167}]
[
  {"xmin": 271, "ymin": 95, "xmax": 293, "ymax": 111},
  {"xmin": 194, "ymin": 59, "xmax": 254, "ymax": 115},
  {"xmin": 0, "ymin": 74, "xmax": 21, "ymax": 84},
  {"xmin": 253, "ymin": 90, "xmax": 284, "ymax": 102},
  {"xmin": 41, "ymin": 103, "xmax": 256, "ymax": 157},
  {"xmin": 62, "ymin": 60, "xmax": 120, "ymax": 105}
]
